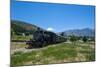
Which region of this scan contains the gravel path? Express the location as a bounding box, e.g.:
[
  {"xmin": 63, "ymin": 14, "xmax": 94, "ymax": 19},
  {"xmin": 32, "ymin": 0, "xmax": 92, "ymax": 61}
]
[
  {"xmin": 11, "ymin": 48, "xmax": 38, "ymax": 54},
  {"xmin": 11, "ymin": 42, "xmax": 40, "ymax": 54}
]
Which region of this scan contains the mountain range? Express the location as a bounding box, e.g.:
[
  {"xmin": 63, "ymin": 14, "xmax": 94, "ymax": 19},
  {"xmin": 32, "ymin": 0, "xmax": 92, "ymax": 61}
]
[
  {"xmin": 11, "ymin": 20, "xmax": 95, "ymax": 37},
  {"xmin": 60, "ymin": 28, "xmax": 95, "ymax": 37}
]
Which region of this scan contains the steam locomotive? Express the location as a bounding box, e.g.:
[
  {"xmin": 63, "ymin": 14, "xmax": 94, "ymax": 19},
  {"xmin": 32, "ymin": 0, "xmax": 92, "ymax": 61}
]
[{"xmin": 26, "ymin": 29, "xmax": 66, "ymax": 48}]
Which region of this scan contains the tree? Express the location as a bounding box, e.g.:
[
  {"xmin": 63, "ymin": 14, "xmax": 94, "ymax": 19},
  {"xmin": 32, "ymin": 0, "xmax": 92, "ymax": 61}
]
[
  {"xmin": 11, "ymin": 29, "xmax": 15, "ymax": 38},
  {"xmin": 82, "ymin": 36, "xmax": 88, "ymax": 42},
  {"xmin": 60, "ymin": 32, "xmax": 64, "ymax": 36},
  {"xmin": 70, "ymin": 35, "xmax": 78, "ymax": 43}
]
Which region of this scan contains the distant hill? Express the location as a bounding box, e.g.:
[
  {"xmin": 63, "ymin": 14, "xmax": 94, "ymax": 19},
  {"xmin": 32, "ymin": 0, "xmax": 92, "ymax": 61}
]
[
  {"xmin": 11, "ymin": 20, "xmax": 44, "ymax": 35},
  {"xmin": 11, "ymin": 20, "xmax": 95, "ymax": 37},
  {"xmin": 60, "ymin": 28, "xmax": 95, "ymax": 37}
]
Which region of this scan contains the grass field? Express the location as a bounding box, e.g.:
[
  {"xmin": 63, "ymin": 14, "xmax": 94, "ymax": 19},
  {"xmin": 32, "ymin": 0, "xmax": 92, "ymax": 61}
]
[{"xmin": 11, "ymin": 41, "xmax": 95, "ymax": 67}]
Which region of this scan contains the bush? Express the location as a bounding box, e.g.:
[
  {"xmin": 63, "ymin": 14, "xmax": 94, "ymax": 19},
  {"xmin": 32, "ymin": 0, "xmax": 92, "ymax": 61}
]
[
  {"xmin": 82, "ymin": 36, "xmax": 88, "ymax": 42},
  {"xmin": 70, "ymin": 35, "xmax": 78, "ymax": 43}
]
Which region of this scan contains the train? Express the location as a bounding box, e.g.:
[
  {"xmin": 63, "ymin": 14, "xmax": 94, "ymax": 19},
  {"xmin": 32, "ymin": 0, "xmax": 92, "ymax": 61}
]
[{"xmin": 26, "ymin": 29, "xmax": 67, "ymax": 48}]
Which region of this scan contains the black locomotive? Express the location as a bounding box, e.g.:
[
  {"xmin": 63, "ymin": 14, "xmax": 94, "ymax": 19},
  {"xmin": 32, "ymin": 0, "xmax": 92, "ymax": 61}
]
[{"xmin": 26, "ymin": 29, "xmax": 66, "ymax": 48}]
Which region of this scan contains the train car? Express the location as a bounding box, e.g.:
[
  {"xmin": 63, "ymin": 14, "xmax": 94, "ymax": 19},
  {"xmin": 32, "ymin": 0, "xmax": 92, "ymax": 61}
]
[{"xmin": 26, "ymin": 30, "xmax": 67, "ymax": 48}]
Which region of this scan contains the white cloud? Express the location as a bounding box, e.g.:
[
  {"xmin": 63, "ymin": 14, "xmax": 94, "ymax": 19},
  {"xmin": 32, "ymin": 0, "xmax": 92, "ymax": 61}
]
[{"xmin": 47, "ymin": 27, "xmax": 54, "ymax": 31}]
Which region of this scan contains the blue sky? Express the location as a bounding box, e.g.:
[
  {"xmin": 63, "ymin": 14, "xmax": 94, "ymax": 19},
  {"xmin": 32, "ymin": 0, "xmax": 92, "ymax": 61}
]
[{"xmin": 11, "ymin": 0, "xmax": 95, "ymax": 32}]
